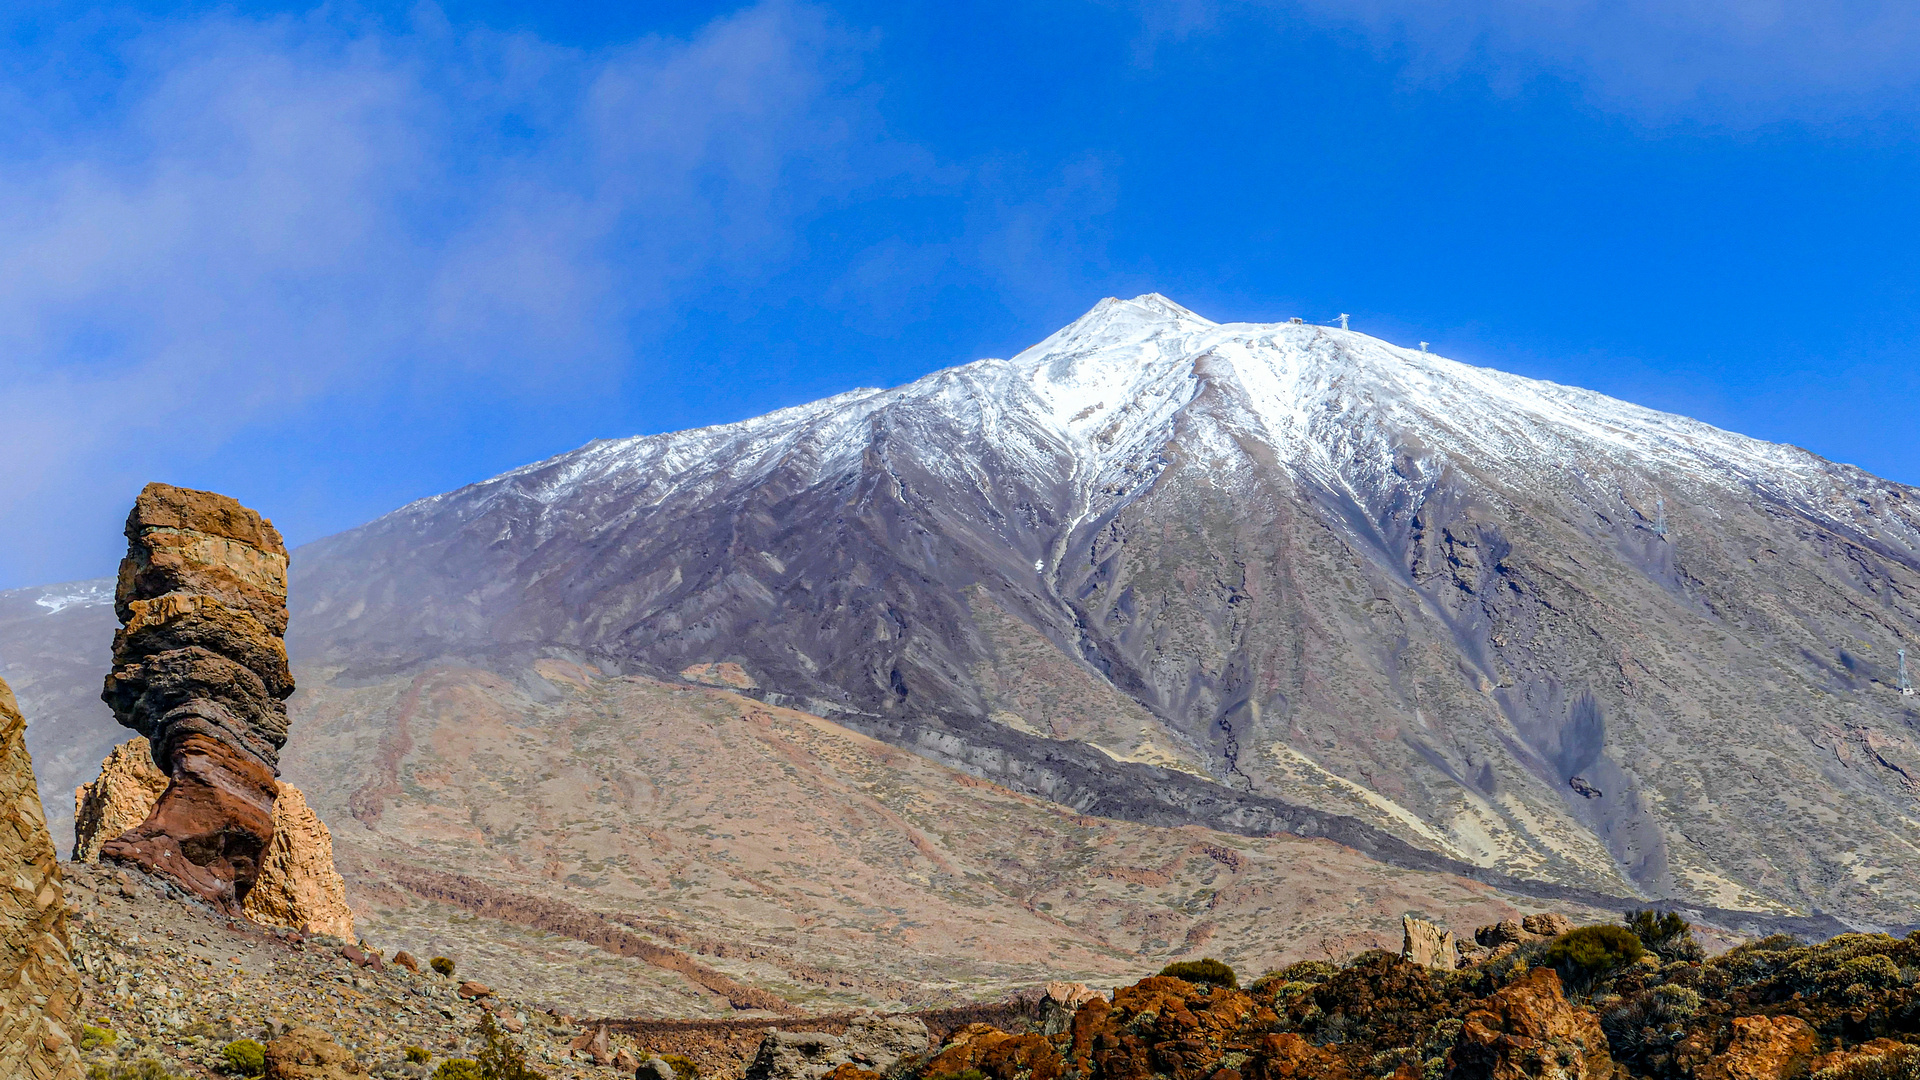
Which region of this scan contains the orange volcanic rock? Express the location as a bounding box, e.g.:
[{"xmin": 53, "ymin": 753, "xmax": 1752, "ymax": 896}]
[
  {"xmin": 1448, "ymin": 968, "xmax": 1612, "ymax": 1080},
  {"xmin": 99, "ymin": 483, "xmax": 294, "ymax": 913},
  {"xmin": 1695, "ymin": 1015, "xmax": 1817, "ymax": 1080}
]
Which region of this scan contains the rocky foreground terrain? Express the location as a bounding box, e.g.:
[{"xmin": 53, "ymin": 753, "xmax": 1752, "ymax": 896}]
[{"xmin": 48, "ymin": 854, "xmax": 1920, "ymax": 1080}]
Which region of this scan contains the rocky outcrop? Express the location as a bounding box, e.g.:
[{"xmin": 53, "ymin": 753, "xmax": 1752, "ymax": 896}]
[
  {"xmin": 1039, "ymin": 981, "xmax": 1101, "ymax": 1035},
  {"xmin": 99, "ymin": 483, "xmax": 294, "ymax": 913},
  {"xmin": 745, "ymin": 1014, "xmax": 930, "ymax": 1080},
  {"xmin": 71, "ymin": 737, "xmax": 169, "ymax": 862},
  {"xmin": 1683, "ymin": 1015, "xmax": 1816, "ymax": 1080},
  {"xmin": 242, "ymin": 783, "xmax": 354, "ymax": 940},
  {"xmin": 74, "ymin": 732, "xmax": 351, "ymax": 938},
  {"xmin": 0, "ymin": 677, "xmax": 84, "ymax": 1080},
  {"xmin": 1448, "ymin": 967, "xmax": 1613, "ymax": 1080},
  {"xmin": 263, "ymin": 1025, "xmax": 367, "ymax": 1080},
  {"xmin": 1403, "ymin": 914, "xmax": 1459, "ymax": 970}
]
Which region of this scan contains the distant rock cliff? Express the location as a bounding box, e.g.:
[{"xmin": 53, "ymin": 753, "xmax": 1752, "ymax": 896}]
[
  {"xmin": 99, "ymin": 483, "xmax": 294, "ymax": 914},
  {"xmin": 0, "ymin": 676, "xmax": 83, "ymax": 1080}
]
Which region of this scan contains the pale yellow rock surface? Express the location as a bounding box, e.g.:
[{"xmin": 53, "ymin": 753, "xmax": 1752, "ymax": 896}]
[
  {"xmin": 243, "ymin": 782, "xmax": 355, "ymax": 940},
  {"xmin": 71, "ymin": 736, "xmax": 170, "ymax": 862},
  {"xmin": 0, "ymin": 676, "xmax": 84, "ymax": 1080}
]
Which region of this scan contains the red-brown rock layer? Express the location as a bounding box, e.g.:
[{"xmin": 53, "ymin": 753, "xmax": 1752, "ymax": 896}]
[{"xmin": 99, "ymin": 483, "xmax": 294, "ymax": 913}]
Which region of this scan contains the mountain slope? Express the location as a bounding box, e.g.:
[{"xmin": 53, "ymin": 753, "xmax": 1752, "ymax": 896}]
[
  {"xmin": 10, "ymin": 295, "xmax": 1920, "ymax": 932},
  {"xmin": 278, "ymin": 294, "xmax": 1920, "ymax": 924}
]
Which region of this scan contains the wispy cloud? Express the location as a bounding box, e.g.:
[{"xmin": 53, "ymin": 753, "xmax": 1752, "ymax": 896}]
[
  {"xmin": 0, "ymin": 3, "xmax": 896, "ymax": 584},
  {"xmin": 1134, "ymin": 0, "xmax": 1920, "ymax": 120}
]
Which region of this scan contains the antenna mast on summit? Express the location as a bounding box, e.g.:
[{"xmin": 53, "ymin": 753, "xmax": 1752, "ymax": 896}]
[
  {"xmin": 1338, "ymin": 313, "xmax": 1350, "ymax": 330},
  {"xmin": 1901, "ymin": 647, "xmax": 1915, "ymax": 696},
  {"xmin": 1419, "ymin": 341, "xmax": 1429, "ymax": 353}
]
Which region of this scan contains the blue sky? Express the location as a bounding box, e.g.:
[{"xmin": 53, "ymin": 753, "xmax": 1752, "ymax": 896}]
[{"xmin": 3, "ymin": 0, "xmax": 1919, "ymax": 588}]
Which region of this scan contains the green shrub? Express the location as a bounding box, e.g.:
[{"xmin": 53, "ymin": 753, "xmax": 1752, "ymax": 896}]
[
  {"xmin": 1540, "ymin": 925, "xmax": 1644, "ymax": 989},
  {"xmin": 87, "ymin": 1059, "xmax": 187, "ymax": 1080},
  {"xmin": 80, "ymin": 1025, "xmax": 118, "ymax": 1051},
  {"xmin": 220, "ymin": 1039, "xmax": 266, "ymax": 1077},
  {"xmin": 475, "ymin": 1013, "xmax": 543, "ymax": 1080},
  {"xmin": 404, "ymin": 1047, "xmax": 431, "ymax": 1065},
  {"xmin": 1275, "ymin": 960, "xmax": 1340, "ymax": 985},
  {"xmin": 430, "ymin": 956, "xmax": 457, "ymax": 977},
  {"xmin": 658, "ymin": 1054, "xmax": 699, "ymax": 1080},
  {"xmin": 1158, "ymin": 958, "xmax": 1238, "ymax": 989},
  {"xmin": 1626, "ymin": 910, "xmax": 1705, "ymax": 963},
  {"xmin": 433, "ymin": 1060, "xmax": 483, "ymax": 1080}
]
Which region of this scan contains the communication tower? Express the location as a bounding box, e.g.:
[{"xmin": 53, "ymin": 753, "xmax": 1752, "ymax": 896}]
[
  {"xmin": 1419, "ymin": 341, "xmax": 1429, "ymax": 353},
  {"xmin": 1338, "ymin": 313, "xmax": 1350, "ymax": 330}
]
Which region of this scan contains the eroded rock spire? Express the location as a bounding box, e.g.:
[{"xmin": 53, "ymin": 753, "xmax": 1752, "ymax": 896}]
[{"xmin": 99, "ymin": 482, "xmax": 293, "ymax": 913}]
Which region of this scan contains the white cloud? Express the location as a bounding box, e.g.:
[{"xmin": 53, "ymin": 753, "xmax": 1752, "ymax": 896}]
[
  {"xmin": 1138, "ymin": 0, "xmax": 1920, "ymax": 119},
  {"xmin": 0, "ymin": 2, "xmax": 887, "ymax": 584}
]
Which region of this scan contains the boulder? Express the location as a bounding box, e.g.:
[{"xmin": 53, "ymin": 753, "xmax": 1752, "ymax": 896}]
[
  {"xmin": 0, "ymin": 677, "xmax": 85, "ymax": 1080},
  {"xmin": 458, "ymin": 981, "xmax": 494, "ymax": 1000},
  {"xmin": 1694, "ymin": 1016, "xmax": 1817, "ymax": 1080},
  {"xmin": 71, "ymin": 737, "xmax": 170, "ymax": 861},
  {"xmin": 1447, "ymin": 967, "xmax": 1612, "ymax": 1080},
  {"xmin": 100, "ymin": 483, "xmax": 297, "ymax": 913},
  {"xmin": 1475, "ymin": 921, "xmax": 1531, "ymax": 949},
  {"xmin": 264, "ymin": 1025, "xmax": 367, "ymax": 1080},
  {"xmin": 1403, "ymin": 914, "xmax": 1459, "ymax": 970},
  {"xmin": 243, "ymin": 783, "xmax": 354, "ymax": 940},
  {"xmin": 638, "ymin": 1059, "xmax": 677, "ymax": 1080},
  {"xmin": 570, "ymin": 1026, "xmax": 613, "ymax": 1065},
  {"xmin": 391, "ymin": 951, "xmax": 420, "ymax": 973},
  {"xmin": 1521, "ymin": 914, "xmax": 1574, "ymax": 938},
  {"xmin": 745, "ymin": 1015, "xmax": 929, "ymax": 1080},
  {"xmin": 1247, "ymin": 1032, "xmax": 1351, "ymax": 1080}
]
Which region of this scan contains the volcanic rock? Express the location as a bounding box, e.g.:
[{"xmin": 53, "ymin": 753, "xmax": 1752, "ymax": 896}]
[
  {"xmin": 1039, "ymin": 981, "xmax": 1101, "ymax": 1035},
  {"xmin": 1692, "ymin": 1015, "xmax": 1816, "ymax": 1080},
  {"xmin": 1520, "ymin": 914, "xmax": 1574, "ymax": 938},
  {"xmin": 243, "ymin": 783, "xmax": 354, "ymax": 940},
  {"xmin": 263, "ymin": 1024, "xmax": 367, "ymax": 1080},
  {"xmin": 71, "ymin": 736, "xmax": 169, "ymax": 862},
  {"xmin": 0, "ymin": 676, "xmax": 84, "ymax": 1080},
  {"xmin": 99, "ymin": 483, "xmax": 294, "ymax": 913},
  {"xmin": 1447, "ymin": 967, "xmax": 1612, "ymax": 1080},
  {"xmin": 1402, "ymin": 914, "xmax": 1458, "ymax": 970},
  {"xmin": 745, "ymin": 1014, "xmax": 930, "ymax": 1080}
]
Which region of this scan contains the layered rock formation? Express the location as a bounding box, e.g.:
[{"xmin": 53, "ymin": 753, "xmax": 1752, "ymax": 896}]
[
  {"xmin": 0, "ymin": 676, "xmax": 84, "ymax": 1080},
  {"xmin": 74, "ymin": 737, "xmax": 351, "ymax": 938},
  {"xmin": 71, "ymin": 736, "xmax": 169, "ymax": 862},
  {"xmin": 98, "ymin": 483, "xmax": 294, "ymax": 913}
]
